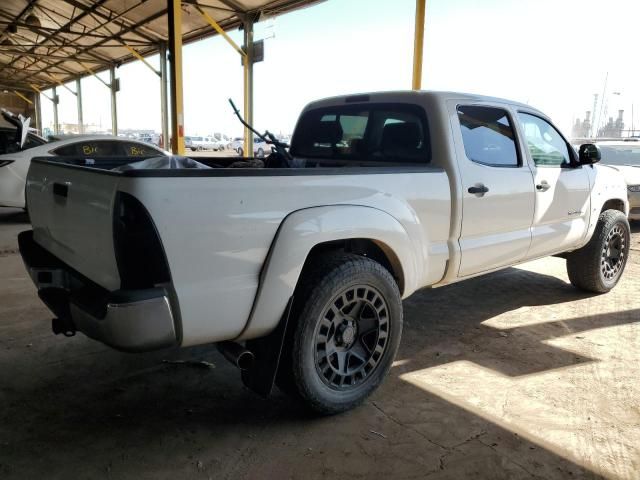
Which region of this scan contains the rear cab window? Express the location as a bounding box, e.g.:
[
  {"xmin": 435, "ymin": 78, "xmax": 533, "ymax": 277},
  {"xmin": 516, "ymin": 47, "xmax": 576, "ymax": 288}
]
[
  {"xmin": 291, "ymin": 104, "xmax": 430, "ymax": 165},
  {"xmin": 457, "ymin": 105, "xmax": 519, "ymax": 167}
]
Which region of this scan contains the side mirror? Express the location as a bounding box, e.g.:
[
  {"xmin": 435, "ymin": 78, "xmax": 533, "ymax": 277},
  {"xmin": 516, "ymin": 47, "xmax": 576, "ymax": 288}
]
[{"xmin": 578, "ymin": 143, "xmax": 601, "ymax": 165}]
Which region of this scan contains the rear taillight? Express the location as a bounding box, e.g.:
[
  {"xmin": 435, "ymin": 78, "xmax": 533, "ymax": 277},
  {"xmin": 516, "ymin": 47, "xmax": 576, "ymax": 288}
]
[
  {"xmin": 113, "ymin": 192, "xmax": 171, "ymax": 290},
  {"xmin": 0, "ymin": 160, "xmax": 15, "ymax": 167}
]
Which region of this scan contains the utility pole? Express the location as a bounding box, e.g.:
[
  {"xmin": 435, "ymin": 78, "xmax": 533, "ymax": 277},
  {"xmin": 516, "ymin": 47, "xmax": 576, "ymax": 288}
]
[{"xmin": 590, "ymin": 94, "xmax": 598, "ymax": 138}]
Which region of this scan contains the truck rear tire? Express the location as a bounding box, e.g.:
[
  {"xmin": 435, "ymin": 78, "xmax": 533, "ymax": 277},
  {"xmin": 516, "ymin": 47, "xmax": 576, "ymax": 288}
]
[
  {"xmin": 566, "ymin": 209, "xmax": 630, "ymax": 293},
  {"xmin": 279, "ymin": 253, "xmax": 403, "ymax": 415}
]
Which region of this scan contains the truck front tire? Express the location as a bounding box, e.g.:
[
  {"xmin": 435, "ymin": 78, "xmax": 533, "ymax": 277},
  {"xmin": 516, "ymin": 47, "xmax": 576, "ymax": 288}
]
[
  {"xmin": 279, "ymin": 254, "xmax": 403, "ymax": 415},
  {"xmin": 566, "ymin": 209, "xmax": 630, "ymax": 293}
]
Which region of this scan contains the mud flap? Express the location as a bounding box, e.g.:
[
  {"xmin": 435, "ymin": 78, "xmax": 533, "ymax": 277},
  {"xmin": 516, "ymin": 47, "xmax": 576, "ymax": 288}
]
[{"xmin": 241, "ymin": 297, "xmax": 293, "ymax": 397}]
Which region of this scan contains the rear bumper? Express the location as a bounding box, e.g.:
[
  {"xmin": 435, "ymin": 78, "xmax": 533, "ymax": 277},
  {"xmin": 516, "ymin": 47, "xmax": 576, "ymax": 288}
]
[{"xmin": 18, "ymin": 230, "xmax": 177, "ymax": 352}]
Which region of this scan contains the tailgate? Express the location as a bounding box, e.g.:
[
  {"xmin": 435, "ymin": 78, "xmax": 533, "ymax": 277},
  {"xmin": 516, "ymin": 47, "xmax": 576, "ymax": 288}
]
[{"xmin": 26, "ymin": 159, "xmax": 121, "ymax": 290}]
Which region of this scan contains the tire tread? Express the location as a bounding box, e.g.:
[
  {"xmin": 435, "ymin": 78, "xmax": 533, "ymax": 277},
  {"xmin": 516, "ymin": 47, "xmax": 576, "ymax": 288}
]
[{"xmin": 566, "ymin": 209, "xmax": 630, "ymax": 293}]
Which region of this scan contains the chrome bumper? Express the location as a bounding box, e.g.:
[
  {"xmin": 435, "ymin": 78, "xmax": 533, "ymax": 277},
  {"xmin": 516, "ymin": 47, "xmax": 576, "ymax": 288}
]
[
  {"xmin": 18, "ymin": 230, "xmax": 177, "ymax": 352},
  {"xmin": 70, "ymin": 294, "xmax": 176, "ymax": 352}
]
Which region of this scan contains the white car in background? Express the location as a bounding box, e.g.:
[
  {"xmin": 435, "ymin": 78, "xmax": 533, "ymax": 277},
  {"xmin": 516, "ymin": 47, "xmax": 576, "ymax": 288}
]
[
  {"xmin": 231, "ymin": 137, "xmax": 243, "ymax": 153},
  {"xmin": 0, "ymin": 110, "xmax": 168, "ymax": 209},
  {"xmin": 235, "ymin": 137, "xmax": 272, "ymax": 158},
  {"xmin": 213, "ymin": 138, "xmax": 227, "ymax": 151},
  {"xmin": 190, "ymin": 136, "xmax": 219, "ymax": 151},
  {"xmin": 597, "ymin": 140, "xmax": 640, "ymax": 220},
  {"xmin": 212, "ymin": 133, "xmax": 230, "ymax": 151}
]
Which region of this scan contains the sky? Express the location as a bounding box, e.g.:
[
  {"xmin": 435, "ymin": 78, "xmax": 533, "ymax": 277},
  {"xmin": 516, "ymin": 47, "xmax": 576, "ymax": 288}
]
[{"xmin": 41, "ymin": 0, "xmax": 640, "ymax": 138}]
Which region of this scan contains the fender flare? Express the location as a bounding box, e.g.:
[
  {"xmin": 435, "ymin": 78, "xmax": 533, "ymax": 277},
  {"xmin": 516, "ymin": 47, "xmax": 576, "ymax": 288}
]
[{"xmin": 236, "ymin": 205, "xmax": 421, "ymax": 341}]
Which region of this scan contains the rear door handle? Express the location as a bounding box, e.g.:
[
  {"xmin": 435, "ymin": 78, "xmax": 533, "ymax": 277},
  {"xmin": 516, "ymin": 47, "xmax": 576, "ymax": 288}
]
[
  {"xmin": 468, "ymin": 184, "xmax": 489, "ymax": 195},
  {"xmin": 536, "ymin": 181, "xmax": 551, "ymax": 192},
  {"xmin": 53, "ymin": 182, "xmax": 68, "ymax": 198}
]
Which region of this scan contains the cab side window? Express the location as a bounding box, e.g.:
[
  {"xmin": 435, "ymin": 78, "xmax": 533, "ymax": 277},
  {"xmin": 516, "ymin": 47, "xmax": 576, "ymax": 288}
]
[
  {"xmin": 457, "ymin": 106, "xmax": 519, "ymax": 167},
  {"xmin": 518, "ymin": 113, "xmax": 572, "ymax": 167}
]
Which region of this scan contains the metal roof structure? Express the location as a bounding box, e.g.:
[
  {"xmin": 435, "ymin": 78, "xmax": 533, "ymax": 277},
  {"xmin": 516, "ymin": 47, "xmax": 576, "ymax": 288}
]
[{"xmin": 0, "ymin": 0, "xmax": 323, "ymax": 92}]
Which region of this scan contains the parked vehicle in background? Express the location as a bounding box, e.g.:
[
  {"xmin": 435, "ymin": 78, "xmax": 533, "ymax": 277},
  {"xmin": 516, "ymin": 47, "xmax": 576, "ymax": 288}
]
[
  {"xmin": 20, "ymin": 91, "xmax": 630, "ymax": 415},
  {"xmin": 213, "ymin": 136, "xmax": 227, "ymax": 151},
  {"xmin": 231, "ymin": 137, "xmax": 243, "ymax": 153},
  {"xmin": 138, "ymin": 133, "xmax": 161, "ymax": 147},
  {"xmin": 184, "ymin": 137, "xmax": 193, "ymax": 150},
  {"xmin": 237, "ymin": 137, "xmax": 271, "ymax": 157},
  {"xmin": 597, "ymin": 140, "xmax": 640, "ymax": 220},
  {"xmin": 0, "ymin": 110, "xmax": 167, "ymax": 209},
  {"xmin": 190, "ymin": 136, "xmax": 219, "ymax": 151},
  {"xmin": 212, "ymin": 133, "xmax": 230, "ymax": 151}
]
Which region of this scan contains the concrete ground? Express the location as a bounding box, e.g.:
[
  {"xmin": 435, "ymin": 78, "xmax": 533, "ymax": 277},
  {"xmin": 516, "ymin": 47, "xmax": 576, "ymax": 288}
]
[{"xmin": 0, "ymin": 211, "xmax": 638, "ymax": 480}]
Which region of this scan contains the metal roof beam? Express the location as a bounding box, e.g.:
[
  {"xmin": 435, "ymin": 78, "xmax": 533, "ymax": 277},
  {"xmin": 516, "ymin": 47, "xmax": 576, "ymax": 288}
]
[
  {"xmin": 0, "ymin": 20, "xmax": 156, "ymax": 43},
  {"xmin": 217, "ymin": 0, "xmax": 249, "ymax": 14},
  {"xmin": 0, "ymin": 42, "xmax": 150, "ymax": 48},
  {"xmin": 3, "ymin": 0, "xmax": 110, "ymax": 70},
  {"xmin": 62, "ymin": 0, "xmax": 163, "ymax": 43},
  {"xmin": 1, "ymin": 37, "xmax": 99, "ymax": 83},
  {"xmin": 0, "ymin": 0, "xmax": 39, "ymax": 43},
  {"xmin": 0, "ymin": 50, "xmax": 105, "ymax": 65},
  {"xmin": 35, "ymin": 9, "xmax": 166, "ymax": 82},
  {"xmin": 183, "ymin": 1, "xmax": 237, "ymax": 14},
  {"xmin": 3, "ymin": 31, "xmax": 113, "ymax": 84}
]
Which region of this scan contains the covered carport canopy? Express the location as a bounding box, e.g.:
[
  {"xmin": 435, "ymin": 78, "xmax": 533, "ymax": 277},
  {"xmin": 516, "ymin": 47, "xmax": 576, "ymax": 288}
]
[{"xmin": 0, "ymin": 0, "xmax": 426, "ymax": 153}]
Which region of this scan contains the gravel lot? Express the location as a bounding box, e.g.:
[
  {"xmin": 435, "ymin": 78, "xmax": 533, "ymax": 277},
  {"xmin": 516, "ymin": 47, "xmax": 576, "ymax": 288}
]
[{"xmin": 0, "ymin": 211, "xmax": 638, "ymax": 480}]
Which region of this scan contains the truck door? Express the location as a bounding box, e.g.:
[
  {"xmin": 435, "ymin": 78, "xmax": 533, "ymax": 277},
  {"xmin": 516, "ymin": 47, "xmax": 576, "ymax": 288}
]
[
  {"xmin": 454, "ymin": 104, "xmax": 536, "ymax": 277},
  {"xmin": 516, "ymin": 113, "xmax": 591, "ymax": 258}
]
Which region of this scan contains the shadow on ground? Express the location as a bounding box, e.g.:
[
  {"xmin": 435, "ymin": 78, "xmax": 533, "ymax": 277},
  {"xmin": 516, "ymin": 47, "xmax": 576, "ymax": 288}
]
[
  {"xmin": 3, "ymin": 260, "xmax": 630, "ymax": 478},
  {"xmin": 397, "ymin": 266, "xmax": 635, "ymax": 376},
  {"xmin": 0, "ymin": 208, "xmax": 29, "ymax": 224},
  {"xmin": 0, "ymin": 208, "xmax": 29, "ymax": 253}
]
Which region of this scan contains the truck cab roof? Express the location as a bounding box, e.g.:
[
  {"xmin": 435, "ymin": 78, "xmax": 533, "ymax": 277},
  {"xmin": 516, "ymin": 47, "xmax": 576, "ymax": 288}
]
[{"xmin": 304, "ymin": 90, "xmax": 540, "ymax": 117}]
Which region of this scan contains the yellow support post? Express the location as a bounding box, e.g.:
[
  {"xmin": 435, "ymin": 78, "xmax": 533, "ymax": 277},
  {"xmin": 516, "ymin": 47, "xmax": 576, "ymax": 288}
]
[
  {"xmin": 13, "ymin": 90, "xmax": 33, "ymax": 105},
  {"xmin": 168, "ymin": 0, "xmax": 185, "ymax": 155},
  {"xmin": 243, "ymin": 20, "xmax": 254, "ymax": 158},
  {"xmin": 196, "ymin": 5, "xmax": 252, "ymax": 157},
  {"xmin": 412, "ymin": 0, "xmax": 426, "ymax": 90}
]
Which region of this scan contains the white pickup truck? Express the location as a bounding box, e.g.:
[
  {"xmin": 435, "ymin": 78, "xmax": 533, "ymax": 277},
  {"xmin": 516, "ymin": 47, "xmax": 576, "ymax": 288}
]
[{"xmin": 20, "ymin": 91, "xmax": 630, "ymax": 414}]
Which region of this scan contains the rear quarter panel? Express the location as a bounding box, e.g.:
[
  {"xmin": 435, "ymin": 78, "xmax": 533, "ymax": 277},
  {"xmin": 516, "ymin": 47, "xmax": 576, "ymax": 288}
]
[{"xmin": 117, "ymin": 169, "xmax": 451, "ymax": 346}]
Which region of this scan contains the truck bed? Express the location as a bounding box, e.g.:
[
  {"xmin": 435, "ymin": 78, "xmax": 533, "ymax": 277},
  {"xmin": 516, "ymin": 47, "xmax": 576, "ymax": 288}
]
[{"xmin": 25, "ymin": 155, "xmax": 451, "ymax": 347}]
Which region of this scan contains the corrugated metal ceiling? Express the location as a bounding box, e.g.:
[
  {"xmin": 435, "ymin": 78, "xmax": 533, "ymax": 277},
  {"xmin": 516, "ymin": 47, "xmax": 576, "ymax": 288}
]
[{"xmin": 0, "ymin": 0, "xmax": 323, "ymax": 91}]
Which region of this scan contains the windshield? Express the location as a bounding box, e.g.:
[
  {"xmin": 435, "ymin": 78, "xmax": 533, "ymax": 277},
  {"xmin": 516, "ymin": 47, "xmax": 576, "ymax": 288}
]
[
  {"xmin": 0, "ymin": 130, "xmax": 45, "ymax": 154},
  {"xmin": 598, "ymin": 144, "xmax": 640, "ymax": 166}
]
